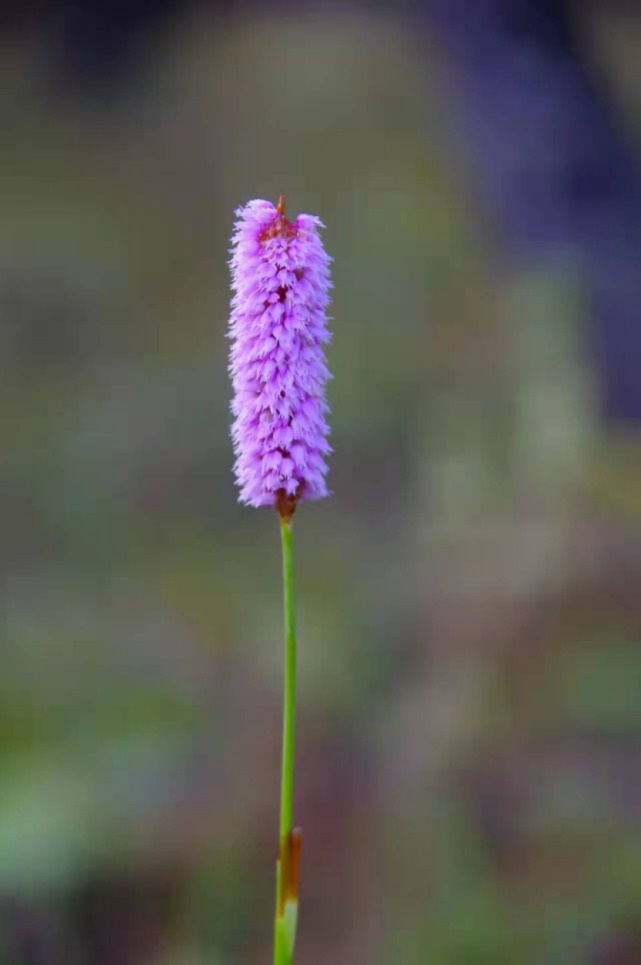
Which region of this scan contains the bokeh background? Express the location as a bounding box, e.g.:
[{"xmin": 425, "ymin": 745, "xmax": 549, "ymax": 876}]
[{"xmin": 1, "ymin": 1, "xmax": 641, "ymax": 962}]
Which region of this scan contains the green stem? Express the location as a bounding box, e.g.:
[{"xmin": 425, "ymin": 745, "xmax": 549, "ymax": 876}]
[
  {"xmin": 279, "ymin": 518, "xmax": 297, "ymax": 840},
  {"xmin": 274, "ymin": 516, "xmax": 297, "ymax": 965}
]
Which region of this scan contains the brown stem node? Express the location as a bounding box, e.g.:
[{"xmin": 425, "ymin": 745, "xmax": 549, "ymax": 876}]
[
  {"xmin": 276, "ymin": 488, "xmax": 300, "ymax": 522},
  {"xmin": 278, "ymin": 828, "xmax": 303, "ymax": 917}
]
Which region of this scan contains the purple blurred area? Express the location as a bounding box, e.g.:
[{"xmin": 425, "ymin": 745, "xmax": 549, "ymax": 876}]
[{"xmin": 0, "ymin": 1, "xmax": 640, "ymax": 962}]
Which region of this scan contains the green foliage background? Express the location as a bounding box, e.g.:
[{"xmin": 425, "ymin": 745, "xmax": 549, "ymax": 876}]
[{"xmin": 0, "ymin": 7, "xmax": 640, "ymax": 963}]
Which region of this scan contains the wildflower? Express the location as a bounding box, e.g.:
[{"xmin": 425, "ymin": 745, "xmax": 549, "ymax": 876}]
[{"xmin": 228, "ymin": 195, "xmax": 332, "ymax": 515}]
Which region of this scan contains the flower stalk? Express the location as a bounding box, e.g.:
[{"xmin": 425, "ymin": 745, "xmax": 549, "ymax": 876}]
[
  {"xmin": 227, "ymin": 194, "xmax": 332, "ymax": 961},
  {"xmin": 274, "ymin": 515, "xmax": 301, "ymax": 963}
]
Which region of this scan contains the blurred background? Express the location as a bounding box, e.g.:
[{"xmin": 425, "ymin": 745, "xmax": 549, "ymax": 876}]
[{"xmin": 1, "ymin": 0, "xmax": 641, "ymax": 962}]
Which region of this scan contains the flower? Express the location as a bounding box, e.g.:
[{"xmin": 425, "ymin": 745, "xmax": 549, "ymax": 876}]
[{"xmin": 228, "ymin": 196, "xmax": 332, "ymax": 513}]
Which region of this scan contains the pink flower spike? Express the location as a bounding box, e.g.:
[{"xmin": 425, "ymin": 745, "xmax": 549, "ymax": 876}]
[{"xmin": 228, "ymin": 195, "xmax": 333, "ymax": 516}]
